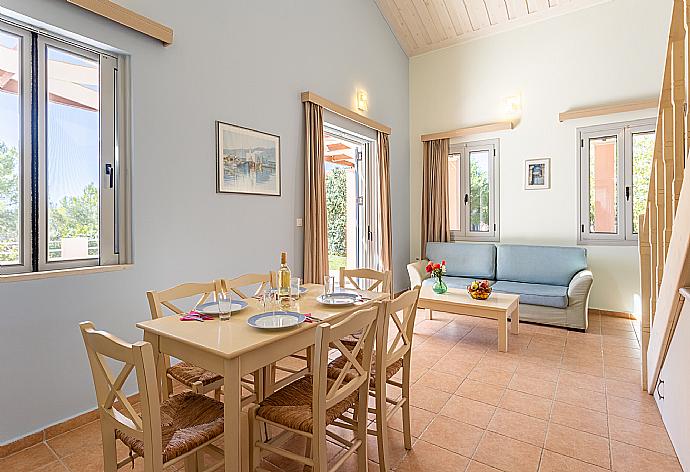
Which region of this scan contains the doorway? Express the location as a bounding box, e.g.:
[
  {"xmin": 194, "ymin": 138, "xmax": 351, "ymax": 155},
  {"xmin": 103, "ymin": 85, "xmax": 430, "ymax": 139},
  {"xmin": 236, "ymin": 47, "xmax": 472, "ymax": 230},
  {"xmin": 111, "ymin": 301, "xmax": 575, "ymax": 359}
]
[{"xmin": 323, "ymin": 124, "xmax": 380, "ymax": 277}]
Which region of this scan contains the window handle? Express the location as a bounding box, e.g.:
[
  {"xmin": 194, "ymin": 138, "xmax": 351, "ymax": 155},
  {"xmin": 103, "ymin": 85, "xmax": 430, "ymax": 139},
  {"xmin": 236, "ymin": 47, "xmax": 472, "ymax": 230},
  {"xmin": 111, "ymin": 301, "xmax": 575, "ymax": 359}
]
[
  {"xmin": 464, "ymin": 194, "xmax": 468, "ymax": 205},
  {"xmin": 105, "ymin": 163, "xmax": 114, "ymax": 189},
  {"xmin": 625, "ymin": 186, "xmax": 630, "ymax": 201}
]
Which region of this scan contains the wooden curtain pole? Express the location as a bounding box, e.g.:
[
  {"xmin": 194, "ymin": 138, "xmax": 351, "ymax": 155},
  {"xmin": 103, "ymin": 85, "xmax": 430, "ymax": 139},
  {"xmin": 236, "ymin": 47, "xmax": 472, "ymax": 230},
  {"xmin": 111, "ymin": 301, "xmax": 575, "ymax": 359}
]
[
  {"xmin": 301, "ymin": 91, "xmax": 391, "ymax": 135},
  {"xmin": 66, "ymin": 0, "xmax": 173, "ymax": 45}
]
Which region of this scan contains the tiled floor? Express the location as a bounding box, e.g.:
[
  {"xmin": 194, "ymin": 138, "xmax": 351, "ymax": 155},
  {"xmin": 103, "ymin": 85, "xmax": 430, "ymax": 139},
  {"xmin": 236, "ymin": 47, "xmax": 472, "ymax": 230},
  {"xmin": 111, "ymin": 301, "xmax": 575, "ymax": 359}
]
[{"xmin": 1, "ymin": 311, "xmax": 681, "ymax": 472}]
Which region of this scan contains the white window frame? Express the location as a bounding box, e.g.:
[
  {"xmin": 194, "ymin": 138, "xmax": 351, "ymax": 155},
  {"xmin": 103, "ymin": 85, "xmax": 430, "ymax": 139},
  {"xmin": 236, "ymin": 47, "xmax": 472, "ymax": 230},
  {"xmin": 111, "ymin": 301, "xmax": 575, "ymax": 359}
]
[
  {"xmin": 577, "ymin": 118, "xmax": 656, "ymax": 245},
  {"xmin": 0, "ymin": 16, "xmax": 130, "ymax": 275},
  {"xmin": 448, "ymin": 138, "xmax": 500, "ymax": 242}
]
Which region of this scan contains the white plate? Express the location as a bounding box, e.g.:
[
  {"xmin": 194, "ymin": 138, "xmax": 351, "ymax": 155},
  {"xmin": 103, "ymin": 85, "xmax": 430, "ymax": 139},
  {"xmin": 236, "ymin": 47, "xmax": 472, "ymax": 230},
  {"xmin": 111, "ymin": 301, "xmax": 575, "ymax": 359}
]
[
  {"xmin": 196, "ymin": 300, "xmax": 248, "ymax": 315},
  {"xmin": 247, "ymin": 312, "xmax": 306, "ymax": 329},
  {"xmin": 316, "ymin": 292, "xmax": 361, "ymax": 306}
]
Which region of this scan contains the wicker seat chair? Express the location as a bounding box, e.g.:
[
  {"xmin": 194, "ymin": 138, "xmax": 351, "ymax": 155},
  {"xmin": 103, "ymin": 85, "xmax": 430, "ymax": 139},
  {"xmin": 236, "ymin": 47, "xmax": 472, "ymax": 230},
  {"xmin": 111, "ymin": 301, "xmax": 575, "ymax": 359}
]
[
  {"xmin": 79, "ymin": 321, "xmax": 225, "ymax": 472},
  {"xmin": 247, "ymin": 303, "xmax": 381, "ymax": 472},
  {"xmin": 329, "ymin": 287, "xmax": 421, "ymax": 472},
  {"xmin": 146, "ymin": 281, "xmax": 259, "ymax": 404}
]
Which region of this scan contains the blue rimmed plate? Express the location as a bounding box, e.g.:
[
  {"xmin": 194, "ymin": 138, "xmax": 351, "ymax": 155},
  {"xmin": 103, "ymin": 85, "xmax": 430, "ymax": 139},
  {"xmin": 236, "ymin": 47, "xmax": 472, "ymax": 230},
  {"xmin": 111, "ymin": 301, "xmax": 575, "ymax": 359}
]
[
  {"xmin": 195, "ymin": 299, "xmax": 248, "ymax": 316},
  {"xmin": 316, "ymin": 292, "xmax": 361, "ymax": 307},
  {"xmin": 247, "ymin": 311, "xmax": 305, "ymax": 329}
]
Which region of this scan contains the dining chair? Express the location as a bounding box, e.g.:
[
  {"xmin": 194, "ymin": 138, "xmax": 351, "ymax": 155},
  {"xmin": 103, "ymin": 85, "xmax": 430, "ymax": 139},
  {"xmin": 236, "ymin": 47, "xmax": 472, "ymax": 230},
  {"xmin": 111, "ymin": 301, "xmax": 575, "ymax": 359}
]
[
  {"xmin": 329, "ymin": 287, "xmax": 421, "ymax": 472},
  {"xmin": 217, "ymin": 273, "xmax": 309, "ymax": 397},
  {"xmin": 79, "ymin": 321, "xmax": 225, "ymax": 472},
  {"xmin": 339, "ymin": 267, "xmax": 392, "ymax": 295},
  {"xmin": 247, "ymin": 304, "xmax": 381, "ymax": 472},
  {"xmin": 146, "ymin": 281, "xmax": 259, "ymax": 405}
]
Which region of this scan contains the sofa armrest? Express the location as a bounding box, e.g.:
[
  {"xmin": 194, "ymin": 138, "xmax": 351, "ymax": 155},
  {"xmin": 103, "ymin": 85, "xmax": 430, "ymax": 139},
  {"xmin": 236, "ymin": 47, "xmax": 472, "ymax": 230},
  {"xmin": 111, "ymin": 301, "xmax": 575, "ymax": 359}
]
[
  {"xmin": 568, "ymin": 269, "xmax": 593, "ymax": 301},
  {"xmin": 407, "ymin": 260, "xmax": 430, "ymax": 288}
]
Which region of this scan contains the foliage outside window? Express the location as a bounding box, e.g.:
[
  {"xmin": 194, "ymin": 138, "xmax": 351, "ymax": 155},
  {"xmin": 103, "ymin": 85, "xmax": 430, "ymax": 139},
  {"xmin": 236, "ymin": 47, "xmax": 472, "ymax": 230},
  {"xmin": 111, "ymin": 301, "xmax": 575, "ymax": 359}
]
[
  {"xmin": 578, "ymin": 119, "xmax": 655, "ymax": 244},
  {"xmin": 0, "ymin": 19, "xmax": 126, "ymax": 274},
  {"xmin": 326, "ymin": 167, "xmax": 347, "ymax": 270},
  {"xmin": 448, "ymin": 139, "xmax": 499, "ymax": 242}
]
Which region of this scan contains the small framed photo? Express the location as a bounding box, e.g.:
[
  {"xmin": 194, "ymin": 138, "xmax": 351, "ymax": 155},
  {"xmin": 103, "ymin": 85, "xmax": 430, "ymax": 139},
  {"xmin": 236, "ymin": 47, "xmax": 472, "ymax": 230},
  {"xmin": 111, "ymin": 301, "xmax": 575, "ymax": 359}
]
[
  {"xmin": 216, "ymin": 121, "xmax": 281, "ymax": 196},
  {"xmin": 525, "ymin": 158, "xmax": 550, "ymax": 190}
]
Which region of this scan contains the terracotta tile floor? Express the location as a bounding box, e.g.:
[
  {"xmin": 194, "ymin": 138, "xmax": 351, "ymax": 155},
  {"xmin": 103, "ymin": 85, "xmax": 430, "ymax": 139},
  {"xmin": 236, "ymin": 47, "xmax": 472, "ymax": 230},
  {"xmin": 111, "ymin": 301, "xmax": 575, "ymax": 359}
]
[{"xmin": 0, "ymin": 311, "xmax": 682, "ymax": 472}]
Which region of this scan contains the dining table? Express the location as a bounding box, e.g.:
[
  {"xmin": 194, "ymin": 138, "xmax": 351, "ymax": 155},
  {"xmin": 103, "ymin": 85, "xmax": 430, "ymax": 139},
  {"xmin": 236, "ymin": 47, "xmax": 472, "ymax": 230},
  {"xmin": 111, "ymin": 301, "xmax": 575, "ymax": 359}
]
[{"xmin": 136, "ymin": 283, "xmax": 389, "ymax": 472}]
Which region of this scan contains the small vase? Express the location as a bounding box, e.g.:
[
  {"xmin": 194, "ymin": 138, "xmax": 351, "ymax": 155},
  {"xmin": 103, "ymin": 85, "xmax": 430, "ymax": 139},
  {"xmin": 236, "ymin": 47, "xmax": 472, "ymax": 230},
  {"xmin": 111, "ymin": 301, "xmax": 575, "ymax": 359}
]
[{"xmin": 433, "ymin": 278, "xmax": 448, "ymax": 294}]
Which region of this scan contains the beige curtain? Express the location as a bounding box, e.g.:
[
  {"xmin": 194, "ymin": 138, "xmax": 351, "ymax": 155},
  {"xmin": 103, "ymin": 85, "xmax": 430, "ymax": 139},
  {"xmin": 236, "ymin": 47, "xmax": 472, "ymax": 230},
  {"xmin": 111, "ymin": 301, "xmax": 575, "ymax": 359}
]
[
  {"xmin": 303, "ymin": 101, "xmax": 328, "ymax": 284},
  {"xmin": 421, "ymin": 138, "xmax": 451, "ymax": 259},
  {"xmin": 378, "ymin": 132, "xmax": 393, "ymax": 277}
]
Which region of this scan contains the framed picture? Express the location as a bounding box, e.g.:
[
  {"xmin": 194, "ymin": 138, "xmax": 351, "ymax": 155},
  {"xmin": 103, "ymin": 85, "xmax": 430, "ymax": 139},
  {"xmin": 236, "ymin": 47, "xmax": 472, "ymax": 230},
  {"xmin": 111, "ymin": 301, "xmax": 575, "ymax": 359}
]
[
  {"xmin": 216, "ymin": 121, "xmax": 281, "ymax": 196},
  {"xmin": 525, "ymin": 158, "xmax": 550, "ymax": 190}
]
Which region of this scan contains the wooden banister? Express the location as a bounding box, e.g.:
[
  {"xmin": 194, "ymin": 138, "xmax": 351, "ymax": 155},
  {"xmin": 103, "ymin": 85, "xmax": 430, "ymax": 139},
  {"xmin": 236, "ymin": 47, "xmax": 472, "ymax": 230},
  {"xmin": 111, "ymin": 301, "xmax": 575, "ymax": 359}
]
[{"xmin": 641, "ymin": 0, "xmax": 690, "ymax": 395}]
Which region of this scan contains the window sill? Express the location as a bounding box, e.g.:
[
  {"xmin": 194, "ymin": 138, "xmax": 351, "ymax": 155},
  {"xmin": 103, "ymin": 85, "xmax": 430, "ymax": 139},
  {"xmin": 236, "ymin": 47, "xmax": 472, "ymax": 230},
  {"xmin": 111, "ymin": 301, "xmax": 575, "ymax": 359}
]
[{"xmin": 0, "ymin": 264, "xmax": 132, "ymax": 283}]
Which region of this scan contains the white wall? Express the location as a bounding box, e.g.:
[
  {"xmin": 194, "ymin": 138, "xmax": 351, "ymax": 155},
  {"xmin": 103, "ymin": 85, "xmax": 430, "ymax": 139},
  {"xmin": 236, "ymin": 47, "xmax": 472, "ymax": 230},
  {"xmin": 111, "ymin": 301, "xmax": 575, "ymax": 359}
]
[
  {"xmin": 0, "ymin": 0, "xmax": 410, "ymax": 444},
  {"xmin": 409, "ymin": 0, "xmax": 671, "ymax": 313}
]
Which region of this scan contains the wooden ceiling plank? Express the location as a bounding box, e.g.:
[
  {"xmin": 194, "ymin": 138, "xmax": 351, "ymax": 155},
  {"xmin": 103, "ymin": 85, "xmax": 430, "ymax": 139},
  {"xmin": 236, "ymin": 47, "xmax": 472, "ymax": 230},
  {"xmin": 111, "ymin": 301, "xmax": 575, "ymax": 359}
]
[
  {"xmin": 376, "ymin": 0, "xmax": 419, "ymax": 54},
  {"xmin": 464, "ymin": 0, "xmax": 492, "ymax": 29},
  {"xmin": 443, "ymin": 0, "xmax": 475, "ymax": 34},
  {"xmin": 428, "ymin": 0, "xmax": 456, "ymax": 40},
  {"xmin": 526, "ymin": 0, "xmax": 550, "ymax": 13},
  {"xmin": 413, "ymin": 0, "xmax": 446, "ymax": 43},
  {"xmin": 505, "ymin": 0, "xmax": 529, "ymax": 19},
  {"xmin": 484, "ymin": 0, "xmax": 510, "ymax": 25},
  {"xmin": 397, "ymin": 0, "xmax": 434, "ymax": 46}
]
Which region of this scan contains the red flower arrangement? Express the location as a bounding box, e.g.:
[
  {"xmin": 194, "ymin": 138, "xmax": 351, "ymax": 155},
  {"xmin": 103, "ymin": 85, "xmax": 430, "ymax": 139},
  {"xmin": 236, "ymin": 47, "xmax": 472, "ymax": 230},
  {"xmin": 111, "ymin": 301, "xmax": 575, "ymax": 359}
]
[{"xmin": 425, "ymin": 260, "xmax": 446, "ymax": 278}]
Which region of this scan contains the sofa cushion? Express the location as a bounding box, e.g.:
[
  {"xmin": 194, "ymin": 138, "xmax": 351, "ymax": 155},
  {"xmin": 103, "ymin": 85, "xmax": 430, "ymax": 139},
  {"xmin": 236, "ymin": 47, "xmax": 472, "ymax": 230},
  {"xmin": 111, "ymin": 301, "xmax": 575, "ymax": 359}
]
[
  {"xmin": 496, "ymin": 245, "xmax": 587, "ymax": 286},
  {"xmin": 491, "ymin": 281, "xmax": 569, "ymax": 309},
  {"xmin": 422, "ymin": 277, "xmax": 494, "ymax": 291},
  {"xmin": 426, "ymin": 242, "xmax": 497, "ymax": 279}
]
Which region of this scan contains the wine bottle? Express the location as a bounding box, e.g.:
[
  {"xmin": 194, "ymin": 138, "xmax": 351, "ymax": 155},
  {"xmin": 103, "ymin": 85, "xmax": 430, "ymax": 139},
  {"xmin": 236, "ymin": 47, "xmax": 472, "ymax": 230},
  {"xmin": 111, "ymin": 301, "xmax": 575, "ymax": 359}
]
[{"xmin": 277, "ymin": 251, "xmax": 291, "ymax": 308}]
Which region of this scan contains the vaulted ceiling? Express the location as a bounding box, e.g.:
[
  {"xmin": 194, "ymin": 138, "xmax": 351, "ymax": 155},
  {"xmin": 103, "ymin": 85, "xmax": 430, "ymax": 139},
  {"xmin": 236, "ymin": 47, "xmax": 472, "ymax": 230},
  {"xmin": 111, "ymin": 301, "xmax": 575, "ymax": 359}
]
[{"xmin": 376, "ymin": 0, "xmax": 611, "ymax": 56}]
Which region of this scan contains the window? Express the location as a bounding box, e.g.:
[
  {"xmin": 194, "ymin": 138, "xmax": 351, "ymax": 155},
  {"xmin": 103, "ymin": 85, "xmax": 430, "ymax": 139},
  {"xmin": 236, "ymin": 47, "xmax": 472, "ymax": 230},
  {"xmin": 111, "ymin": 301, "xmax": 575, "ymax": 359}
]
[
  {"xmin": 0, "ymin": 19, "xmax": 127, "ymax": 274},
  {"xmin": 448, "ymin": 139, "xmax": 499, "ymax": 241},
  {"xmin": 578, "ymin": 119, "xmax": 655, "ymax": 244}
]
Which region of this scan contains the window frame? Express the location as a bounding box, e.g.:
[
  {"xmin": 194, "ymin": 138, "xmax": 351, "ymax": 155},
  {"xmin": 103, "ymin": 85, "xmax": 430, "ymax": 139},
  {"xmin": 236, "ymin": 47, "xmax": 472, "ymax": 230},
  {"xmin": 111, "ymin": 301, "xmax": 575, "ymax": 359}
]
[
  {"xmin": 0, "ymin": 16, "xmax": 129, "ymax": 275},
  {"xmin": 577, "ymin": 118, "xmax": 656, "ymax": 246},
  {"xmin": 448, "ymin": 138, "xmax": 500, "ymax": 242}
]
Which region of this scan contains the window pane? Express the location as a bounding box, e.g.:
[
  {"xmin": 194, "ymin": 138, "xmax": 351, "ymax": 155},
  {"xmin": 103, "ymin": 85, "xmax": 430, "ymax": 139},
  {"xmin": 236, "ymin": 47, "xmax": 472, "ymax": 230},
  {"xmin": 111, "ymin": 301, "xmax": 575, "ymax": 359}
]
[
  {"xmin": 448, "ymin": 154, "xmax": 460, "ymax": 230},
  {"xmin": 468, "ymin": 150, "xmax": 490, "ymax": 232},
  {"xmin": 0, "ymin": 31, "xmax": 21, "ymax": 266},
  {"xmin": 632, "ymin": 132, "xmax": 655, "ymax": 234},
  {"xmin": 46, "ymin": 46, "xmax": 100, "ymax": 262},
  {"xmin": 589, "ymin": 136, "xmax": 618, "ymax": 234}
]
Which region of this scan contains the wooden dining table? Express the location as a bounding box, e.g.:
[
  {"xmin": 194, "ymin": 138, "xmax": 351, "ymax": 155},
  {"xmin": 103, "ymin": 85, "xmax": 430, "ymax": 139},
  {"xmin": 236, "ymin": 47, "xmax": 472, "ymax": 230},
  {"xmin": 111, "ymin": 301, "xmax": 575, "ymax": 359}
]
[{"xmin": 136, "ymin": 284, "xmax": 388, "ymax": 472}]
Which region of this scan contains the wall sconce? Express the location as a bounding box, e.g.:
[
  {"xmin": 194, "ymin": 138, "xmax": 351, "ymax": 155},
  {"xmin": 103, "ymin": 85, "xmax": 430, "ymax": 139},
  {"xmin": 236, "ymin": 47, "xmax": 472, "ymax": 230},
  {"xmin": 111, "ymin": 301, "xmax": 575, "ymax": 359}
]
[
  {"xmin": 357, "ymin": 89, "xmax": 368, "ymax": 112},
  {"xmin": 503, "ymin": 94, "xmax": 522, "ymax": 119}
]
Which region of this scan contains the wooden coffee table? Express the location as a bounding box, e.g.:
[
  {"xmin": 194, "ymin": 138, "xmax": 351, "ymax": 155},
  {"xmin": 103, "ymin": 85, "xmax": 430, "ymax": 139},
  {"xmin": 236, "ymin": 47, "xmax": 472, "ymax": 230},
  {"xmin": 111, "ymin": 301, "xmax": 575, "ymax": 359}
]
[{"xmin": 418, "ymin": 285, "xmax": 520, "ymax": 352}]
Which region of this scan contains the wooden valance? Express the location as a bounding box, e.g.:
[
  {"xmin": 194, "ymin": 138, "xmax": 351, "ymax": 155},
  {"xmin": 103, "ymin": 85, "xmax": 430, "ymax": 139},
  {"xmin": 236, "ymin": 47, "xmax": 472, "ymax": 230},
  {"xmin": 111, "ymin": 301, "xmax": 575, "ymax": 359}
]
[
  {"xmin": 66, "ymin": 0, "xmax": 173, "ymax": 45},
  {"xmin": 559, "ymin": 99, "xmax": 658, "ymax": 122},
  {"xmin": 420, "ymin": 121, "xmax": 513, "ymax": 142},
  {"xmin": 301, "ymin": 91, "xmax": 391, "ymax": 135}
]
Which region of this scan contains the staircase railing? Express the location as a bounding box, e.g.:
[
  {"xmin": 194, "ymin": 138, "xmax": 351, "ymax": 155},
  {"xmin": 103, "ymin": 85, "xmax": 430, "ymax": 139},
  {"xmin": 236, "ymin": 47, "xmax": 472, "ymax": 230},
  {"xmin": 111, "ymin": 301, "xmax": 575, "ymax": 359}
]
[{"xmin": 640, "ymin": 0, "xmax": 690, "ymax": 393}]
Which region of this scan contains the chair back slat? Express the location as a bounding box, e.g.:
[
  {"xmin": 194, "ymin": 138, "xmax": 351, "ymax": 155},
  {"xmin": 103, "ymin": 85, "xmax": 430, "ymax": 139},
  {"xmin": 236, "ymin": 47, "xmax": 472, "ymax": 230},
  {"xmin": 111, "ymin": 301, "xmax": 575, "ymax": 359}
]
[
  {"xmin": 220, "ymin": 273, "xmax": 272, "ymax": 299},
  {"xmin": 312, "ymin": 304, "xmax": 379, "ymax": 413},
  {"xmin": 379, "ymin": 287, "xmax": 420, "ymax": 369},
  {"xmin": 79, "ymin": 322, "xmax": 161, "ymax": 446},
  {"xmin": 339, "ymin": 268, "xmax": 391, "ymax": 294},
  {"xmin": 147, "ymin": 282, "xmax": 219, "ymax": 319}
]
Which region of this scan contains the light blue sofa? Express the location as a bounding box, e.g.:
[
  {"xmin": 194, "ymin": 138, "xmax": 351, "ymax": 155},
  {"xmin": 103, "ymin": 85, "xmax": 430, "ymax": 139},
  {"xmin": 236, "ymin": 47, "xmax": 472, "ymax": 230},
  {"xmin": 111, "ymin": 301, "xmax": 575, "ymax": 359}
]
[{"xmin": 407, "ymin": 243, "xmax": 593, "ymax": 330}]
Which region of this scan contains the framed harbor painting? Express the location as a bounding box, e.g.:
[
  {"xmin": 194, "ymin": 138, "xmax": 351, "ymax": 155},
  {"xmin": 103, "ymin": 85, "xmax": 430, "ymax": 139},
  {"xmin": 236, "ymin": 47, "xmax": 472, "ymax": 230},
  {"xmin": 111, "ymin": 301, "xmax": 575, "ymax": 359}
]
[{"xmin": 216, "ymin": 121, "xmax": 281, "ymax": 196}]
